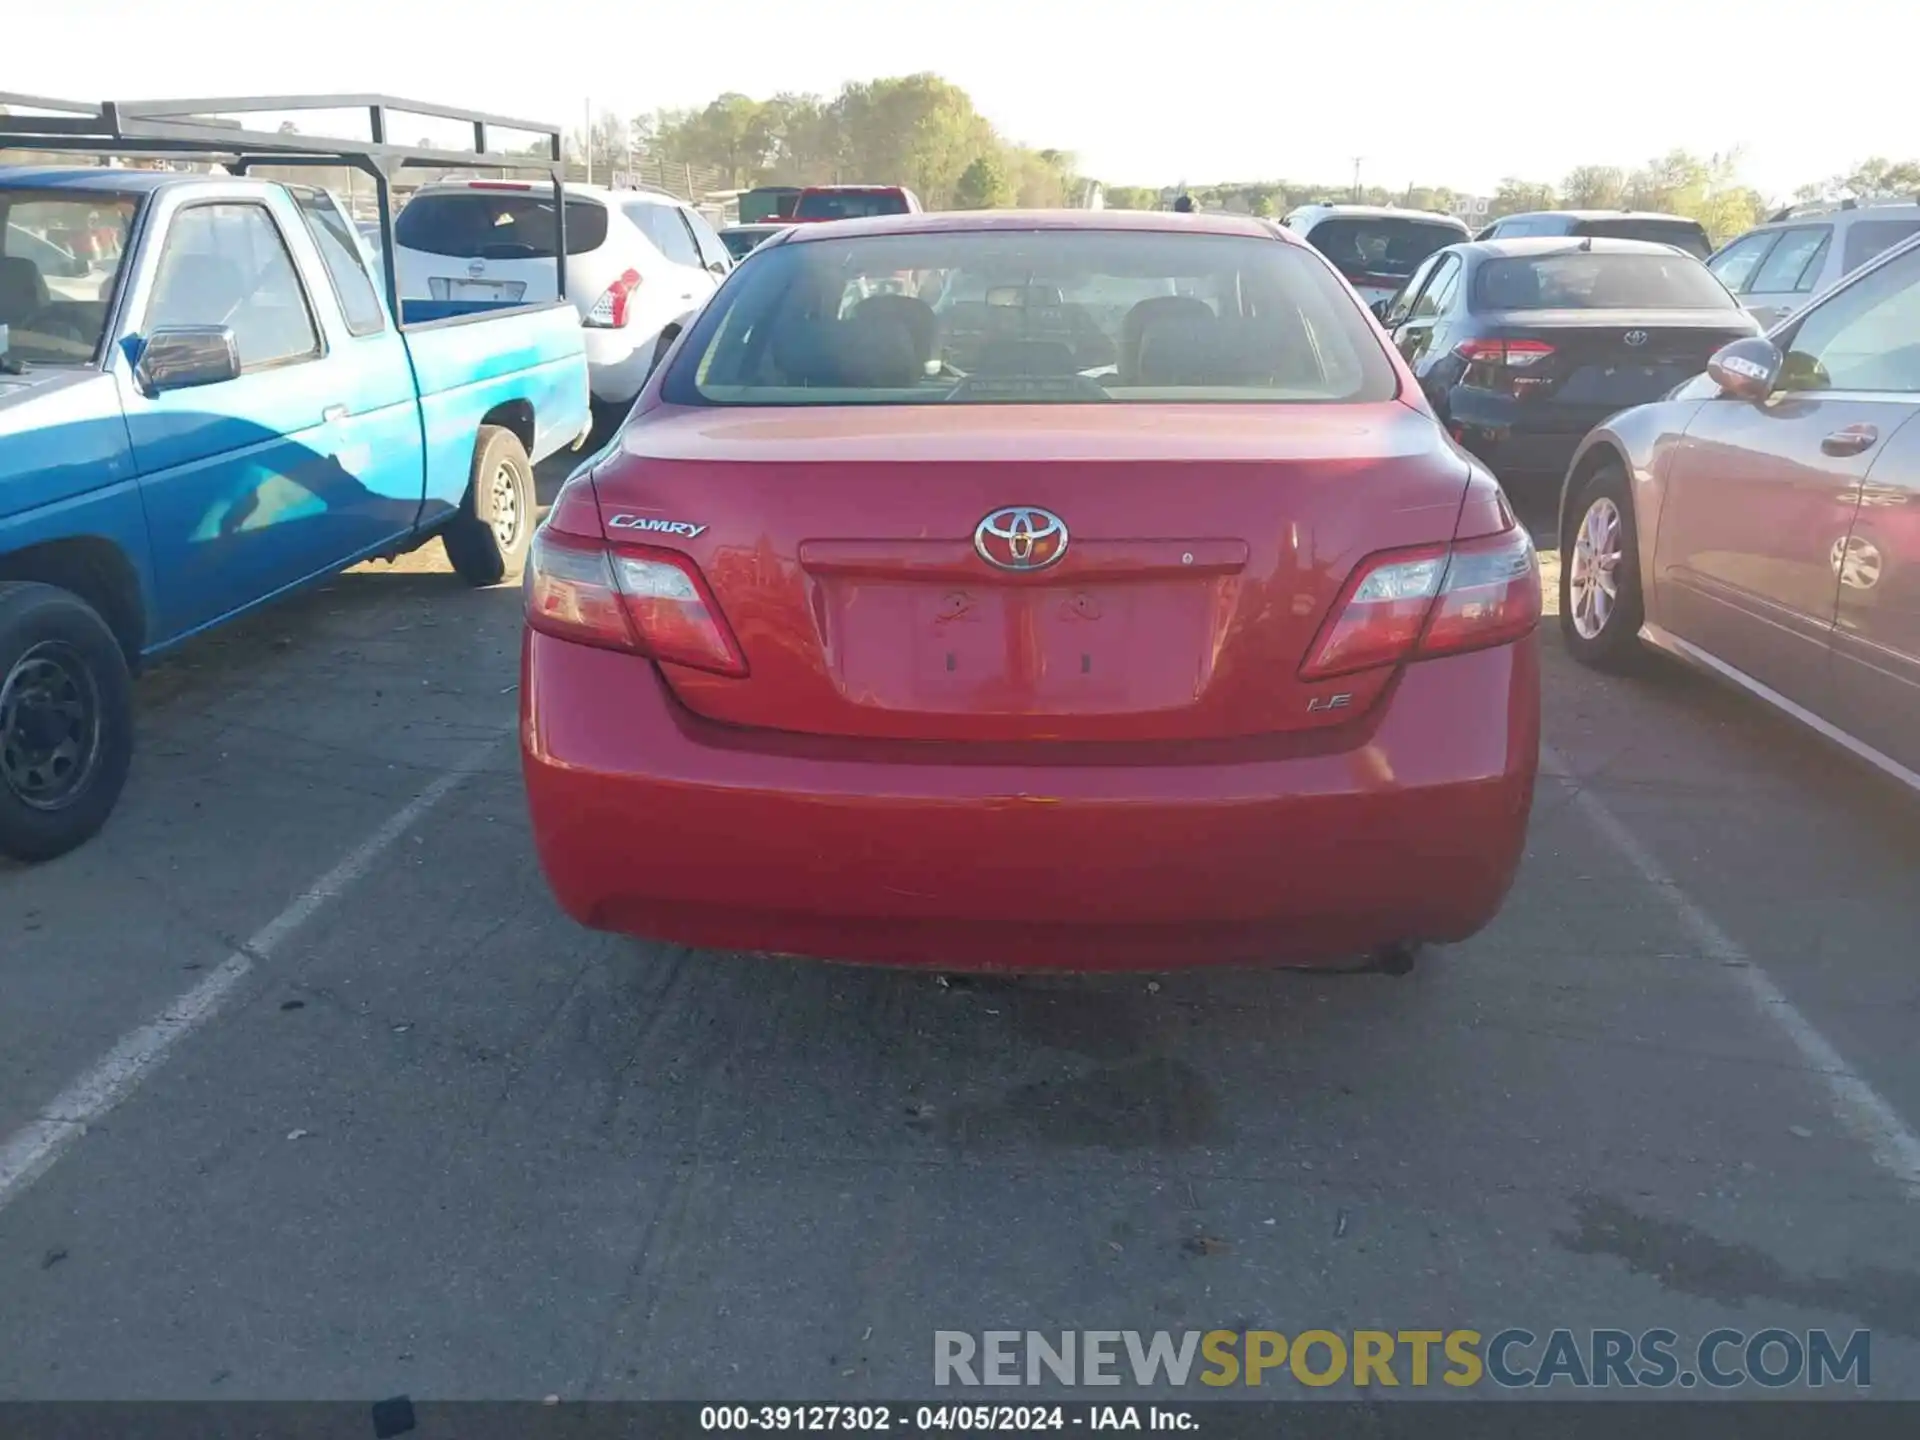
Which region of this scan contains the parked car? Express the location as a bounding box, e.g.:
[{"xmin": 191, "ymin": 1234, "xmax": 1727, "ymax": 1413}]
[
  {"xmin": 738, "ymin": 185, "xmax": 802, "ymax": 225},
  {"xmin": 1706, "ymin": 198, "xmax": 1920, "ymax": 330},
  {"xmin": 1559, "ymin": 231, "xmax": 1920, "ymax": 789},
  {"xmin": 1375, "ymin": 237, "xmax": 1759, "ymax": 486},
  {"xmin": 1473, "ymin": 210, "xmax": 1713, "ymax": 260},
  {"xmin": 1280, "ymin": 204, "xmax": 1471, "ymax": 311},
  {"xmin": 391, "ymin": 180, "xmax": 731, "ymax": 417},
  {"xmin": 520, "ymin": 210, "xmax": 1542, "ymax": 973},
  {"xmin": 0, "ymin": 104, "xmax": 591, "ymax": 863},
  {"xmin": 718, "ymin": 222, "xmax": 789, "ymax": 263},
  {"xmin": 787, "ymin": 185, "xmax": 922, "ymax": 222}
]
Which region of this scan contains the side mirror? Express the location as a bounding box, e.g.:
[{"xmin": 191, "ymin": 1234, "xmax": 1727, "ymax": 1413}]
[
  {"xmin": 1370, "ymin": 297, "xmax": 1394, "ymax": 321},
  {"xmin": 135, "ymin": 325, "xmax": 240, "ymax": 394},
  {"xmin": 707, "ymin": 259, "xmax": 730, "ymax": 276},
  {"xmin": 1705, "ymin": 336, "xmax": 1783, "ymax": 401}
]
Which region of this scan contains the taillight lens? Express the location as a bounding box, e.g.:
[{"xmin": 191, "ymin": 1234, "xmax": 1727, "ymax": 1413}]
[
  {"xmin": 1300, "ymin": 526, "xmax": 1539, "ymax": 680},
  {"xmin": 525, "ymin": 527, "xmax": 747, "ymax": 677},
  {"xmin": 584, "ymin": 269, "xmax": 643, "ymax": 328},
  {"xmin": 1454, "ymin": 338, "xmax": 1555, "ymax": 367}
]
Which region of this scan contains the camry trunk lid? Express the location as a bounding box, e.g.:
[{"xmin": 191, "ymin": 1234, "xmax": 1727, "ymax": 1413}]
[
  {"xmin": 1469, "ymin": 308, "xmax": 1756, "ymax": 413},
  {"xmin": 587, "ymin": 403, "xmax": 1473, "ymax": 743}
]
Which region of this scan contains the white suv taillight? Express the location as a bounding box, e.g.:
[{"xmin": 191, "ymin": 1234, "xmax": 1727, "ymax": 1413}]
[
  {"xmin": 1299, "ymin": 525, "xmax": 1540, "ymax": 680},
  {"xmin": 525, "ymin": 526, "xmax": 747, "ymax": 677},
  {"xmin": 583, "ymin": 269, "xmax": 643, "ymax": 328}
]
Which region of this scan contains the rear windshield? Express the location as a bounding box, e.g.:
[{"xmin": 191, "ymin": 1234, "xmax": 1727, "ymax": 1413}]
[
  {"xmin": 393, "ymin": 191, "xmax": 609, "ymax": 258},
  {"xmin": 0, "ymin": 189, "xmax": 143, "ymax": 365},
  {"xmin": 794, "ymin": 190, "xmax": 911, "ymax": 221},
  {"xmin": 739, "ymin": 189, "xmax": 801, "ymax": 224},
  {"xmin": 1569, "ymin": 218, "xmax": 1712, "ymax": 259},
  {"xmin": 663, "ymin": 228, "xmax": 1398, "ymax": 406},
  {"xmin": 1302, "ymin": 217, "xmax": 1467, "ymax": 280},
  {"xmin": 1842, "ymin": 218, "xmax": 1920, "ymax": 275},
  {"xmin": 1472, "ymin": 253, "xmax": 1737, "ymax": 311}
]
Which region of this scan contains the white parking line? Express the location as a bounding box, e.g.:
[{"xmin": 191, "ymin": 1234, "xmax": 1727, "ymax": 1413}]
[
  {"xmin": 0, "ymin": 737, "xmax": 504, "ymax": 1214},
  {"xmin": 1541, "ymin": 745, "xmax": 1920, "ymax": 1199}
]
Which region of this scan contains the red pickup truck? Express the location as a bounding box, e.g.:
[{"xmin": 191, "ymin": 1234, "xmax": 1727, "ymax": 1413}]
[{"xmin": 787, "ymin": 185, "xmax": 922, "ymax": 222}]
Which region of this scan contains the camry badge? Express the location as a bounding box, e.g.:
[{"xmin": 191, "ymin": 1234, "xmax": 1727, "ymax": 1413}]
[
  {"xmin": 974, "ymin": 507, "xmax": 1069, "ymax": 572},
  {"xmin": 607, "ymin": 515, "xmax": 708, "ymax": 538},
  {"xmin": 1624, "ymin": 330, "xmax": 1648, "ymax": 347}
]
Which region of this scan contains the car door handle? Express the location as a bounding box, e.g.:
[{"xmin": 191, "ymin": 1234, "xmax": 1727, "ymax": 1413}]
[
  {"xmin": 1821, "ymin": 425, "xmax": 1878, "ymax": 457},
  {"xmin": 322, "ymin": 403, "xmax": 348, "ymax": 424},
  {"xmin": 678, "ymin": 292, "xmax": 695, "ymax": 301}
]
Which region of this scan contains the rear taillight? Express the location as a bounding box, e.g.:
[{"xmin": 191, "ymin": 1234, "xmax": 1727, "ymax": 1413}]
[
  {"xmin": 1454, "ymin": 338, "xmax": 1555, "ymax": 367},
  {"xmin": 525, "ymin": 527, "xmax": 747, "ymax": 677},
  {"xmin": 1299, "ymin": 526, "xmax": 1539, "ymax": 680},
  {"xmin": 584, "ymin": 269, "xmax": 643, "ymax": 328}
]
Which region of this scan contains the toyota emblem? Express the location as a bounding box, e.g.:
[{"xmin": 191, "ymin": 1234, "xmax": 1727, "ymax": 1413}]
[
  {"xmin": 974, "ymin": 507, "xmax": 1069, "ymax": 572},
  {"xmin": 467, "ymin": 259, "xmax": 487, "ymax": 278},
  {"xmin": 1624, "ymin": 330, "xmax": 1648, "ymax": 347}
]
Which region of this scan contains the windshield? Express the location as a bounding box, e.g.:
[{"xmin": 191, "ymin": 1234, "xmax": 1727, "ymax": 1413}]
[
  {"xmin": 1472, "ymin": 253, "xmax": 1737, "ymax": 311},
  {"xmin": 1302, "ymin": 217, "xmax": 1466, "ymax": 280},
  {"xmin": 393, "ymin": 191, "xmax": 609, "ymax": 258},
  {"xmin": 0, "ymin": 190, "xmax": 142, "ymax": 365},
  {"xmin": 1570, "ymin": 218, "xmax": 1712, "ymax": 259},
  {"xmin": 794, "ymin": 190, "xmax": 911, "ymax": 221},
  {"xmin": 664, "ymin": 228, "xmax": 1398, "ymax": 406}
]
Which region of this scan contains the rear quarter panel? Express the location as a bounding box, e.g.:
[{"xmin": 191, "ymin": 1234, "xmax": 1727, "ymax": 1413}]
[{"xmin": 402, "ymin": 302, "xmax": 589, "ymax": 519}]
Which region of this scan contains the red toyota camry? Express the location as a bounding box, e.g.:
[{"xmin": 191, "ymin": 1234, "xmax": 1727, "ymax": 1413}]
[{"xmin": 520, "ymin": 210, "xmax": 1540, "ymax": 972}]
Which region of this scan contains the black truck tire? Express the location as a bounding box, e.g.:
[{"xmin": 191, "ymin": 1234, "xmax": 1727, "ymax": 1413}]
[
  {"xmin": 0, "ymin": 581, "xmax": 135, "ymax": 862},
  {"xmin": 443, "ymin": 426, "xmax": 535, "ymax": 587}
]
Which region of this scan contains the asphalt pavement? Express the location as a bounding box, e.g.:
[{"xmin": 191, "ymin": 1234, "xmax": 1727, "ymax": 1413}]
[{"xmin": 2, "ymin": 475, "xmax": 1918, "ymax": 1403}]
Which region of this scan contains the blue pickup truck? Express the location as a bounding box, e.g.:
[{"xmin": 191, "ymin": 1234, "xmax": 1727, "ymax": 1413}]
[{"xmin": 0, "ymin": 100, "xmax": 591, "ymax": 861}]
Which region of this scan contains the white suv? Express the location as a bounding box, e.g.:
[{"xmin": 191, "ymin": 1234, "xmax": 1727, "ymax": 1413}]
[
  {"xmin": 391, "ymin": 180, "xmax": 734, "ymax": 409},
  {"xmin": 1706, "ymin": 197, "xmax": 1920, "ymax": 330}
]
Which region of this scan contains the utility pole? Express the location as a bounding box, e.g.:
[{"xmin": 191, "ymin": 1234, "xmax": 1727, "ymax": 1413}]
[
  {"xmin": 1351, "ymin": 157, "xmax": 1364, "ymax": 202},
  {"xmin": 583, "ymin": 97, "xmax": 592, "ymax": 185}
]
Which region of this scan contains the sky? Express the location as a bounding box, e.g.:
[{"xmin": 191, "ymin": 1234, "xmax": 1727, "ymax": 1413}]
[{"xmin": 10, "ymin": 0, "xmax": 1915, "ymax": 203}]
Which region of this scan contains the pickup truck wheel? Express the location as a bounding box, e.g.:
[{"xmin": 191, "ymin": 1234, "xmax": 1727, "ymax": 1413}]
[
  {"xmin": 0, "ymin": 582, "xmax": 134, "ymax": 862},
  {"xmin": 444, "ymin": 426, "xmax": 534, "ymax": 587}
]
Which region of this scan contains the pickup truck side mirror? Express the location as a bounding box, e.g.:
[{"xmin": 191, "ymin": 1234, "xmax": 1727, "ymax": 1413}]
[
  {"xmin": 136, "ymin": 325, "xmax": 240, "ymax": 394},
  {"xmin": 1370, "ymin": 297, "xmax": 1394, "ymax": 322}
]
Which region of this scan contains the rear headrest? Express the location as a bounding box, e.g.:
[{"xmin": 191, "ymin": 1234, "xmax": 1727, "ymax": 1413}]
[
  {"xmin": 1585, "ymin": 263, "xmax": 1643, "ymax": 307},
  {"xmin": 773, "ymin": 313, "xmax": 923, "ymax": 388},
  {"xmin": 1120, "ymin": 295, "xmax": 1214, "ymax": 381},
  {"xmin": 1135, "ymin": 314, "xmax": 1323, "ymax": 388},
  {"xmin": 0, "ymin": 256, "xmax": 49, "ymax": 321},
  {"xmin": 850, "ymin": 294, "xmax": 938, "ymax": 368}
]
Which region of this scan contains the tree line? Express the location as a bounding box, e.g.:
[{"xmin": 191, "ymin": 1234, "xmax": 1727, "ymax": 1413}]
[{"xmin": 577, "ymin": 77, "xmax": 1914, "ymax": 245}]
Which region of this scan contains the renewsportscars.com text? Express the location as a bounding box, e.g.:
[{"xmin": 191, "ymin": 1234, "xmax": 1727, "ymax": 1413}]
[{"xmin": 933, "ymin": 1328, "xmax": 1871, "ymax": 1390}]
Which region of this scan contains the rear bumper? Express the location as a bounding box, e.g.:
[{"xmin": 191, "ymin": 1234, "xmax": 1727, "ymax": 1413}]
[
  {"xmin": 1449, "ymin": 389, "xmax": 1619, "ymax": 480},
  {"xmin": 521, "ymin": 634, "xmax": 1541, "ymax": 970}
]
